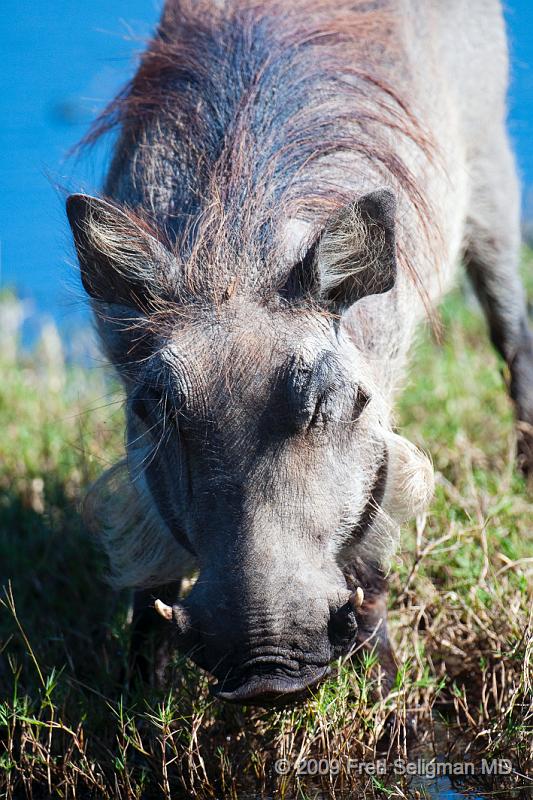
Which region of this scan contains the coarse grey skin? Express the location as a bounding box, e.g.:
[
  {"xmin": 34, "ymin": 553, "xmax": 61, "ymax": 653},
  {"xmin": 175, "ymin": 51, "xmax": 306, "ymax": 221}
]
[{"xmin": 67, "ymin": 0, "xmax": 533, "ymax": 705}]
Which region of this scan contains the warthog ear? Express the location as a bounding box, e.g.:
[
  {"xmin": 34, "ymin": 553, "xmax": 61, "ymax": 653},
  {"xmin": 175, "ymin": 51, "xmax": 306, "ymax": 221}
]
[
  {"xmin": 284, "ymin": 189, "xmax": 397, "ymax": 313},
  {"xmin": 66, "ymin": 194, "xmax": 175, "ymax": 310}
]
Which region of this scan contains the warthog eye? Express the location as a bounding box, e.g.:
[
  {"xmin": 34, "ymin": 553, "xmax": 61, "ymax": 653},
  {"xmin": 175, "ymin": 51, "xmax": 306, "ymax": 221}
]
[
  {"xmin": 307, "ymin": 391, "xmax": 327, "ymax": 430},
  {"xmin": 352, "ymin": 386, "xmax": 371, "ymax": 421},
  {"xmin": 286, "ymin": 352, "xmax": 369, "ymax": 432},
  {"xmin": 306, "ymin": 384, "xmax": 370, "ymax": 431},
  {"xmin": 130, "ymin": 386, "xmax": 163, "ymax": 425},
  {"xmin": 130, "ymin": 385, "xmax": 183, "ymax": 427}
]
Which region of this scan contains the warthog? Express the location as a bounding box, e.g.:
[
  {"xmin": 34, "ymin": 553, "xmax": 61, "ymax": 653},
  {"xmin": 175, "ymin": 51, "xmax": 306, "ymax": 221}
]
[{"xmin": 67, "ymin": 0, "xmax": 533, "ymax": 704}]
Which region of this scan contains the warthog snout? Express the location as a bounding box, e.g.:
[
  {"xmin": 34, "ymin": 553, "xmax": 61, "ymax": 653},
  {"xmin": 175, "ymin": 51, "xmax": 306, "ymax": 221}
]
[
  {"xmin": 155, "ymin": 586, "xmax": 364, "ymax": 705},
  {"xmin": 212, "ymin": 665, "xmax": 330, "ymax": 705}
]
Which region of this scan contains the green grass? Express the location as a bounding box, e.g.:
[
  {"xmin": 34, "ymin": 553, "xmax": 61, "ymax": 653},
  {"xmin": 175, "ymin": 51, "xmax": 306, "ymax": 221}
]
[{"xmin": 0, "ymin": 260, "xmax": 532, "ymax": 799}]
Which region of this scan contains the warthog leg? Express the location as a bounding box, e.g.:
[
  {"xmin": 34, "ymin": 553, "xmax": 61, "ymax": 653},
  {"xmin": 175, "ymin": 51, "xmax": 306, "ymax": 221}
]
[{"xmin": 464, "ymin": 129, "xmax": 533, "ymax": 476}]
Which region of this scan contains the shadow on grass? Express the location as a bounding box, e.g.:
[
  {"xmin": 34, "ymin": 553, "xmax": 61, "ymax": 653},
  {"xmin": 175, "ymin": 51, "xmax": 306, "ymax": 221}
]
[{"xmin": 0, "ymin": 477, "xmax": 129, "ymax": 702}]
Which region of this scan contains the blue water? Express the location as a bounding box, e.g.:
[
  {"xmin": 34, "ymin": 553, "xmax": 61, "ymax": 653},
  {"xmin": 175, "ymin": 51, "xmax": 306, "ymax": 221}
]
[
  {"xmin": 1, "ymin": 1, "xmax": 532, "ymax": 332},
  {"xmin": 1, "ymin": 0, "xmax": 160, "ymax": 336}
]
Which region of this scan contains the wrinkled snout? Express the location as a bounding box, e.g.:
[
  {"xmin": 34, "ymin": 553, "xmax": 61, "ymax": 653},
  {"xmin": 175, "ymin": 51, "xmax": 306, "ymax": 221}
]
[{"xmin": 155, "ymin": 583, "xmax": 364, "ymax": 706}]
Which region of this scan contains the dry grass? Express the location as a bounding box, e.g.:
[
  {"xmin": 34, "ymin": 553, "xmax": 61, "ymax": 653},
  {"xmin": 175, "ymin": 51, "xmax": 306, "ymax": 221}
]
[{"xmin": 0, "ymin": 262, "xmax": 532, "ymax": 798}]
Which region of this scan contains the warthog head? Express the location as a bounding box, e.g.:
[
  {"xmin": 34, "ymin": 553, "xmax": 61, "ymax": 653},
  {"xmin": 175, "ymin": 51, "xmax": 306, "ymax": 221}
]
[{"xmin": 67, "ymin": 189, "xmax": 433, "ymax": 704}]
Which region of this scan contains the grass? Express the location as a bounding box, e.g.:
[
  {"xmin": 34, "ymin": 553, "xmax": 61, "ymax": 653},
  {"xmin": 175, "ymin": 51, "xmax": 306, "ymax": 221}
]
[{"xmin": 0, "ymin": 260, "xmax": 532, "ymax": 799}]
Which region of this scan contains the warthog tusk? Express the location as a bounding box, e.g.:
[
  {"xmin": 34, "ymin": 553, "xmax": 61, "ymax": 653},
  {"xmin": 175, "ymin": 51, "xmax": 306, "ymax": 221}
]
[
  {"xmin": 154, "ymin": 599, "xmax": 192, "ymax": 637},
  {"xmin": 154, "ymin": 599, "xmax": 173, "ymax": 621},
  {"xmin": 350, "ymin": 587, "xmax": 365, "ymax": 609}
]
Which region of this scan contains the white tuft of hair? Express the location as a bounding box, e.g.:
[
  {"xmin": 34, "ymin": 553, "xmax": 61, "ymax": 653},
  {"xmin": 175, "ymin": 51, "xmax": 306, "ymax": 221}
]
[
  {"xmin": 351, "ymin": 432, "xmax": 434, "ymax": 572},
  {"xmin": 381, "ymin": 431, "xmax": 434, "ymax": 523},
  {"xmin": 83, "ymin": 460, "xmax": 194, "ymax": 589}
]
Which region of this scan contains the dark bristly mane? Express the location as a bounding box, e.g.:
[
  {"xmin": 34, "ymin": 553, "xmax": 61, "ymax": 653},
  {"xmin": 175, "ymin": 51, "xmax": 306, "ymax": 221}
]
[{"xmin": 83, "ymin": 0, "xmax": 434, "ymax": 301}]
